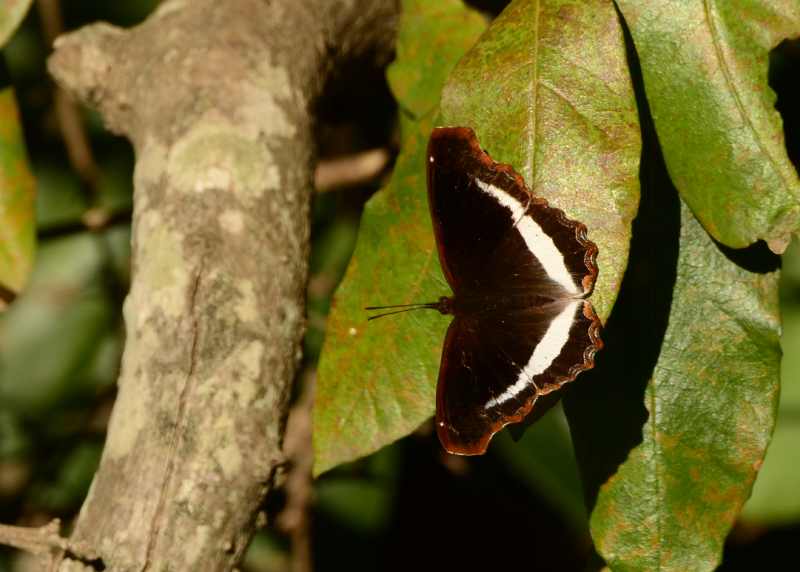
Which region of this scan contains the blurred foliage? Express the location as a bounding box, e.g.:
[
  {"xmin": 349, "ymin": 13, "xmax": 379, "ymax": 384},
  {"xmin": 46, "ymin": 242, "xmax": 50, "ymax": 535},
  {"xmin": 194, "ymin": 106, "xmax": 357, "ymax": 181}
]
[
  {"xmin": 0, "ymin": 2, "xmax": 152, "ymax": 570},
  {"xmin": 0, "ymin": 1, "xmax": 798, "ymax": 572},
  {"xmin": 0, "ymin": 0, "xmax": 32, "ymax": 47},
  {"xmin": 0, "ymin": 74, "xmax": 36, "ymax": 297}
]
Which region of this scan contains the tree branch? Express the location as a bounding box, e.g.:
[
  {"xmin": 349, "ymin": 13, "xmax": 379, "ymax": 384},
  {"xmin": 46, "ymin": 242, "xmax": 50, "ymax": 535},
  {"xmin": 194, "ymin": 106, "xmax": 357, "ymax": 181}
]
[
  {"xmin": 277, "ymin": 370, "xmax": 316, "ymax": 572},
  {"xmin": 314, "ymin": 148, "xmax": 391, "ymax": 192},
  {"xmin": 0, "ymin": 520, "xmax": 65, "ymax": 559},
  {"xmin": 42, "ymin": 1, "xmax": 399, "ymax": 570}
]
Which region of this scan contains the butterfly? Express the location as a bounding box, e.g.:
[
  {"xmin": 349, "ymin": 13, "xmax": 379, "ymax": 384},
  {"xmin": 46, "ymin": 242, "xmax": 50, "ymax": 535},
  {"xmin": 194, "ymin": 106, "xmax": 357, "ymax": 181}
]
[{"xmin": 368, "ymin": 126, "xmax": 602, "ymax": 455}]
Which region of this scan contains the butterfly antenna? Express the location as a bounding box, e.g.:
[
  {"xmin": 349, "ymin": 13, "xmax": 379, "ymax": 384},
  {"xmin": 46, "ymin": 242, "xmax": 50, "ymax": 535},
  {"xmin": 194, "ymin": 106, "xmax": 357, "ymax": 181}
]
[
  {"xmin": 364, "ymin": 302, "xmax": 437, "ymax": 310},
  {"xmin": 366, "ymin": 307, "xmax": 429, "ymax": 321},
  {"xmin": 365, "ymin": 299, "xmax": 450, "ymax": 321}
]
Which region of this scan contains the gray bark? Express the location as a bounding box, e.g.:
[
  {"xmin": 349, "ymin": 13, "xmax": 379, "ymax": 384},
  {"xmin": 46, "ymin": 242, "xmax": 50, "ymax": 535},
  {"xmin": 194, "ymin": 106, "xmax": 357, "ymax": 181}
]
[{"xmin": 46, "ymin": 0, "xmax": 398, "ymax": 569}]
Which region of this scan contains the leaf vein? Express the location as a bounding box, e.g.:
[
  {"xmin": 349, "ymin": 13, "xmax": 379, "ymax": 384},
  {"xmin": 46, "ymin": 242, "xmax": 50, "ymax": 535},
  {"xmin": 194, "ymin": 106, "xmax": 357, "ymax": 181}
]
[
  {"xmin": 526, "ymin": 0, "xmax": 541, "ymax": 186},
  {"xmin": 538, "ymin": 79, "xmax": 613, "ymax": 139},
  {"xmin": 648, "ymin": 382, "xmax": 663, "ymax": 571}
]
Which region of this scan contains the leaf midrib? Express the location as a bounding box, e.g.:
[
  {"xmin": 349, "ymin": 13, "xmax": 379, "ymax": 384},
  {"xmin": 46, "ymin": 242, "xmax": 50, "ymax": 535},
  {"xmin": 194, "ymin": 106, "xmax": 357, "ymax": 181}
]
[
  {"xmin": 648, "ymin": 381, "xmax": 663, "ymax": 571},
  {"xmin": 526, "ymin": 0, "xmax": 541, "ymax": 185}
]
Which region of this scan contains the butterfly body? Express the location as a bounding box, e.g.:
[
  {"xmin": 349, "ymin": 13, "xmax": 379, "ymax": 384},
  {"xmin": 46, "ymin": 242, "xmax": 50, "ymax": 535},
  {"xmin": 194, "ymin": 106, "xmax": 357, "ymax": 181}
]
[{"xmin": 444, "ymin": 291, "xmax": 573, "ymax": 319}]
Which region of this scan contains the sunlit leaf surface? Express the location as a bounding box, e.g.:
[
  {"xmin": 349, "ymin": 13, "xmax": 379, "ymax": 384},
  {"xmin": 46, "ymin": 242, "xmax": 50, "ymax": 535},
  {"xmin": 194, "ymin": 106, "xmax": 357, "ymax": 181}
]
[
  {"xmin": 315, "ymin": 0, "xmax": 639, "ymax": 474},
  {"xmin": 617, "ymin": 0, "xmax": 800, "ymax": 251},
  {"xmin": 741, "ymin": 300, "xmax": 800, "ymax": 525}
]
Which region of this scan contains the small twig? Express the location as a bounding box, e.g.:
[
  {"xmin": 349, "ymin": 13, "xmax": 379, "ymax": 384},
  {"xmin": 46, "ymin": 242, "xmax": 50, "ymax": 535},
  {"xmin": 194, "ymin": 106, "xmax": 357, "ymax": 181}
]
[
  {"xmin": 314, "ymin": 148, "xmax": 390, "ymax": 192},
  {"xmin": 0, "ymin": 520, "xmax": 66, "ymax": 565},
  {"xmin": 37, "ymin": 0, "xmax": 102, "ymax": 193},
  {"xmin": 53, "ymin": 89, "xmax": 102, "ymax": 189},
  {"xmin": 0, "ymin": 521, "xmax": 105, "ymax": 571},
  {"xmin": 277, "ymin": 370, "xmax": 316, "ymax": 572},
  {"xmin": 36, "ymin": 208, "xmax": 132, "ymax": 241},
  {"xmin": 81, "ymin": 206, "xmax": 114, "ymax": 231}
]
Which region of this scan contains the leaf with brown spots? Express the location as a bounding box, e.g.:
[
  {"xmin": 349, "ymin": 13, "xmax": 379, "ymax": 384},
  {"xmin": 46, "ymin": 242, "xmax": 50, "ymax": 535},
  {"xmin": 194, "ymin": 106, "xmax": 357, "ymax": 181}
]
[
  {"xmin": 741, "ymin": 288, "xmax": 800, "ymax": 525},
  {"xmin": 616, "ymin": 0, "xmax": 800, "ymax": 251},
  {"xmin": 314, "ymin": 0, "xmax": 640, "ymax": 474},
  {"xmin": 564, "ymin": 105, "xmax": 782, "ymax": 570}
]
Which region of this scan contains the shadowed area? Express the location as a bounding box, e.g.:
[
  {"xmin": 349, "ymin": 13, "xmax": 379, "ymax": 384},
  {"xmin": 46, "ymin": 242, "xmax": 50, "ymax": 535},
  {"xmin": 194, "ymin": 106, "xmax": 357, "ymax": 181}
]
[
  {"xmin": 562, "ymin": 9, "xmax": 680, "ymax": 510},
  {"xmin": 716, "ymin": 240, "xmax": 781, "ymax": 275}
]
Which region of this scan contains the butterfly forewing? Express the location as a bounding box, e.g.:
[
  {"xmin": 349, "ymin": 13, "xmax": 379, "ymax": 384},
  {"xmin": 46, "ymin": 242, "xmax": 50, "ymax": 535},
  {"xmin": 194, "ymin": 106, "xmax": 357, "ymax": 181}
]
[
  {"xmin": 427, "ymin": 132, "xmax": 535, "ymax": 294},
  {"xmin": 427, "ymin": 128, "xmax": 597, "ymax": 298}
]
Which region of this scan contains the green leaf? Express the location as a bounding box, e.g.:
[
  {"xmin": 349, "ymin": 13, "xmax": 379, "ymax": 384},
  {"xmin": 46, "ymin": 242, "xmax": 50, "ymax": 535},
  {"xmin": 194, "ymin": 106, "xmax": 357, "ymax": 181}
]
[
  {"xmin": 0, "ymin": 0, "xmax": 33, "ymax": 47},
  {"xmin": 0, "ymin": 233, "xmax": 116, "ymax": 415},
  {"xmin": 0, "ymin": 410, "xmax": 28, "ymax": 457},
  {"xmin": 387, "ymin": 0, "xmax": 488, "ymax": 118},
  {"xmin": 564, "ymin": 155, "xmax": 781, "ymax": 569},
  {"xmin": 441, "ymin": 0, "xmax": 641, "ymax": 322},
  {"xmin": 35, "ymin": 163, "xmax": 88, "ymax": 230},
  {"xmin": 313, "ymin": 0, "xmax": 485, "ymax": 475},
  {"xmin": 315, "ymin": 478, "xmax": 394, "ymax": 533},
  {"xmin": 243, "ymin": 532, "xmax": 290, "ymax": 572},
  {"xmin": 616, "ymin": 0, "xmax": 800, "ymax": 251},
  {"xmin": 314, "ymin": 444, "xmax": 400, "ymax": 532},
  {"xmin": 0, "ymin": 85, "xmax": 36, "ymax": 299},
  {"xmin": 740, "ymin": 302, "xmax": 800, "ymax": 525}
]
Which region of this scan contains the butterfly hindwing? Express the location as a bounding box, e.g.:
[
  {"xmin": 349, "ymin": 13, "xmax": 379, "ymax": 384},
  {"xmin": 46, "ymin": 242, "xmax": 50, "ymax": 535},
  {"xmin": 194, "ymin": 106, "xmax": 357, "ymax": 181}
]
[
  {"xmin": 435, "ymin": 316, "xmax": 540, "ymax": 455},
  {"xmin": 436, "ymin": 299, "xmax": 600, "ymax": 455}
]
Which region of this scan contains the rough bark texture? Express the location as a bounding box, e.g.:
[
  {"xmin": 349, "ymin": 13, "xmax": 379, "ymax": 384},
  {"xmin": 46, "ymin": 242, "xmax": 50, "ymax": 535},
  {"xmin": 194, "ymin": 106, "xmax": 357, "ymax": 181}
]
[{"xmin": 46, "ymin": 0, "xmax": 398, "ymax": 570}]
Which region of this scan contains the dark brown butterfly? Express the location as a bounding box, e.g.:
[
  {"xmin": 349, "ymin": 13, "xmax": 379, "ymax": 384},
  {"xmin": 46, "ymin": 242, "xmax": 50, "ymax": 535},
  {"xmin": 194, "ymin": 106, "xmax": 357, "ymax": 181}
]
[{"xmin": 368, "ymin": 127, "xmax": 602, "ymax": 455}]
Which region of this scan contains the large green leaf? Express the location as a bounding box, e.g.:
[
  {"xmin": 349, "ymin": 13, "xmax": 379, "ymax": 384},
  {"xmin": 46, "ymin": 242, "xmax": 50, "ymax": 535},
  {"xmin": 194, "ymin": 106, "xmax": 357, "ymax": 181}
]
[
  {"xmin": 441, "ymin": 0, "xmax": 641, "ymax": 322},
  {"xmin": 313, "ymin": 0, "xmax": 486, "ymax": 475},
  {"xmin": 564, "ymin": 119, "xmax": 782, "ymax": 570},
  {"xmin": 314, "ymin": 114, "xmax": 451, "ymax": 475},
  {"xmin": 616, "ymin": 0, "xmax": 800, "ymax": 251},
  {"xmin": 0, "ymin": 84, "xmax": 36, "ymax": 301},
  {"xmin": 0, "ymin": 0, "xmax": 33, "ymax": 47}
]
